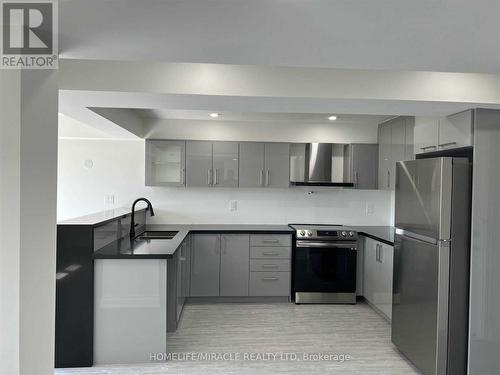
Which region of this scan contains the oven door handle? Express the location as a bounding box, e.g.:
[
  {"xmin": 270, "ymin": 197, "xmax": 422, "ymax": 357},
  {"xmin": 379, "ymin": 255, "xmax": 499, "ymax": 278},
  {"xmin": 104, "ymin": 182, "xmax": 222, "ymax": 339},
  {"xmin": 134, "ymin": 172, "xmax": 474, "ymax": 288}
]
[{"xmin": 296, "ymin": 241, "xmax": 357, "ymax": 250}]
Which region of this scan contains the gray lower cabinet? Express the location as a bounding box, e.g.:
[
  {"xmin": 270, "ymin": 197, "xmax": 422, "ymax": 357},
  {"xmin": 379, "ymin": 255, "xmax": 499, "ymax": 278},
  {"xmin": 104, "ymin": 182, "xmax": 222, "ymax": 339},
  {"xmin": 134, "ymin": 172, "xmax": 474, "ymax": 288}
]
[
  {"xmin": 186, "ymin": 141, "xmax": 213, "ymax": 187},
  {"xmin": 343, "ymin": 144, "xmax": 378, "ymax": 189},
  {"xmin": 189, "ymin": 232, "xmax": 291, "ymax": 298},
  {"xmin": 249, "ymin": 234, "xmax": 291, "ymax": 297},
  {"xmin": 363, "ymin": 236, "xmax": 393, "ymax": 321},
  {"xmin": 220, "ymin": 234, "xmax": 250, "ymax": 296},
  {"xmin": 190, "ymin": 234, "xmax": 221, "ymax": 296},
  {"xmin": 239, "ymin": 142, "xmax": 266, "ymax": 187},
  {"xmin": 249, "ymin": 272, "xmax": 290, "ymax": 296}
]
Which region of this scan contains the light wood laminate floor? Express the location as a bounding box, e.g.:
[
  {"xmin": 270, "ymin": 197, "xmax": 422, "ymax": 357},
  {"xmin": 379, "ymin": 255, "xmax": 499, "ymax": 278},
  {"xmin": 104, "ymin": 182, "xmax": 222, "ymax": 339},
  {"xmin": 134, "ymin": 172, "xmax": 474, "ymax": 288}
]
[{"xmin": 56, "ymin": 302, "xmax": 420, "ymax": 374}]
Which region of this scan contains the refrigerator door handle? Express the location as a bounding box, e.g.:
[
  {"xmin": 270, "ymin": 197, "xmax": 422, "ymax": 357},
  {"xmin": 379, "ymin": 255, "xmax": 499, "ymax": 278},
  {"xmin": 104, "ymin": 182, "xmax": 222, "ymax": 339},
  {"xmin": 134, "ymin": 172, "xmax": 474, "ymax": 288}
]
[{"xmin": 395, "ymin": 228, "xmax": 439, "ymax": 245}]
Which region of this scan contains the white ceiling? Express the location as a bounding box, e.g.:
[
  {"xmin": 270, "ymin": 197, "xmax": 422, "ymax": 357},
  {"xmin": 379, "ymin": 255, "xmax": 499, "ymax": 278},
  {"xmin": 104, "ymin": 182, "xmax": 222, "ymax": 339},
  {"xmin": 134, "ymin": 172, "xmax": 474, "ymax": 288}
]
[{"xmin": 60, "ymin": 0, "xmax": 500, "ymax": 74}]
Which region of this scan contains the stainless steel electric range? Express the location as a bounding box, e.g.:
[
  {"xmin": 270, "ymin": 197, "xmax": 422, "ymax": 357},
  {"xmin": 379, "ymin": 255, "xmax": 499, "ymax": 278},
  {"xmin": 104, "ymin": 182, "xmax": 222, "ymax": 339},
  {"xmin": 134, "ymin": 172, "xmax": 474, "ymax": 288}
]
[{"xmin": 290, "ymin": 224, "xmax": 358, "ymax": 304}]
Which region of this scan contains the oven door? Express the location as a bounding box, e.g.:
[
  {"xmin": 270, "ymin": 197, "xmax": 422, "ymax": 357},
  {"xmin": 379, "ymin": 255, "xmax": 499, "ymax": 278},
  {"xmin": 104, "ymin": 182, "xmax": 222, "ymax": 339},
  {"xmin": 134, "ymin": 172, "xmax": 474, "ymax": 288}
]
[{"xmin": 293, "ymin": 241, "xmax": 357, "ymax": 303}]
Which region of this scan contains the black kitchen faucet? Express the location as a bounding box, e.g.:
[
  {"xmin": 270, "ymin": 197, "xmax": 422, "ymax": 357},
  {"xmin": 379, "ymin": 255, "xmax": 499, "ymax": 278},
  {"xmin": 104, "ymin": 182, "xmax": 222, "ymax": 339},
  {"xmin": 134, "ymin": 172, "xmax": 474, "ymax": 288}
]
[{"xmin": 129, "ymin": 198, "xmax": 155, "ymax": 239}]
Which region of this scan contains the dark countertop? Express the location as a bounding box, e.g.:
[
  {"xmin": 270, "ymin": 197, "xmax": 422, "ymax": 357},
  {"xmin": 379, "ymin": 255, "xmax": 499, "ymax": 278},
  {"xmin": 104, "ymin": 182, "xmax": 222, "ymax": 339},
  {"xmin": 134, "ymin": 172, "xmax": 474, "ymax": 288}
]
[
  {"xmin": 93, "ymin": 224, "xmax": 293, "ymax": 259},
  {"xmin": 352, "ymin": 226, "xmax": 395, "ymax": 246}
]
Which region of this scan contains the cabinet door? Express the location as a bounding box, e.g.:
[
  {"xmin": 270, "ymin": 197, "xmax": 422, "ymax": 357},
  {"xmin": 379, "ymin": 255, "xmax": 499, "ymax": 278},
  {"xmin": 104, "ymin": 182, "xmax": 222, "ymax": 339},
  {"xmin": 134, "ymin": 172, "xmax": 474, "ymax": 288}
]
[
  {"xmin": 190, "ymin": 234, "xmax": 220, "ymax": 296},
  {"xmin": 391, "ymin": 119, "xmax": 406, "ymax": 190},
  {"xmin": 290, "ymin": 143, "xmax": 306, "ymax": 182},
  {"xmin": 212, "ymin": 142, "xmax": 239, "ymax": 187},
  {"xmin": 220, "ymin": 234, "xmax": 250, "ymax": 296},
  {"xmin": 363, "ymin": 237, "xmax": 377, "ymax": 304},
  {"xmin": 414, "ymin": 117, "xmax": 439, "ymax": 154},
  {"xmin": 176, "ymin": 247, "xmax": 183, "ymax": 321},
  {"xmin": 438, "ymin": 110, "xmax": 473, "ymax": 149},
  {"xmin": 184, "ymin": 236, "xmax": 191, "ymax": 298},
  {"xmin": 239, "ymin": 142, "xmax": 265, "ymax": 187},
  {"xmin": 264, "ymin": 143, "xmax": 290, "ymax": 188},
  {"xmin": 378, "ymin": 123, "xmax": 391, "ymax": 190},
  {"xmin": 186, "ymin": 141, "xmax": 213, "ymax": 187},
  {"xmin": 351, "ymin": 144, "xmax": 378, "ymax": 189},
  {"xmin": 404, "ymin": 117, "xmax": 415, "ymax": 161},
  {"xmin": 145, "ymin": 140, "xmax": 186, "ymax": 187},
  {"xmin": 378, "ymin": 243, "xmax": 394, "ymax": 320}
]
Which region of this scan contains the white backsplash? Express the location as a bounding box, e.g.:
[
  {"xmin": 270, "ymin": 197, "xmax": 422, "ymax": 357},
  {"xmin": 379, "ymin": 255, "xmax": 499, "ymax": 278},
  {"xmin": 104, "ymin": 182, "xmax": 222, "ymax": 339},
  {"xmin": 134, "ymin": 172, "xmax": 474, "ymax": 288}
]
[{"xmin": 58, "ymin": 139, "xmax": 392, "ymax": 225}]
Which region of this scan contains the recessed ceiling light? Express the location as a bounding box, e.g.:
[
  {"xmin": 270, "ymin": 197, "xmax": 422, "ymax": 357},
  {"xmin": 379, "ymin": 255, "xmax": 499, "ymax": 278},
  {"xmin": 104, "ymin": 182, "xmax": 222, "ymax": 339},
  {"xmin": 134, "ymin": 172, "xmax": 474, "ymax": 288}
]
[
  {"xmin": 328, "ymin": 115, "xmax": 337, "ymax": 121},
  {"xmin": 209, "ymin": 112, "xmax": 220, "ymax": 118}
]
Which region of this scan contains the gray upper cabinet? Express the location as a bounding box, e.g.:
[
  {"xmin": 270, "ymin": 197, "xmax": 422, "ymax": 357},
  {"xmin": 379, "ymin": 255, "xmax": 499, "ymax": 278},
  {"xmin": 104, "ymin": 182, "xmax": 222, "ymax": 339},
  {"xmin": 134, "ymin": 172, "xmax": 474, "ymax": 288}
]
[
  {"xmin": 404, "ymin": 117, "xmax": 415, "ymax": 160},
  {"xmin": 186, "ymin": 141, "xmax": 213, "ymax": 187},
  {"xmin": 289, "ymin": 143, "xmax": 306, "ymax": 182},
  {"xmin": 239, "ymin": 142, "xmax": 265, "ymax": 187},
  {"xmin": 414, "ymin": 109, "xmax": 473, "ymax": 155},
  {"xmin": 264, "ymin": 143, "xmax": 290, "ymax": 188},
  {"xmin": 414, "ymin": 117, "xmax": 439, "ymax": 154},
  {"xmin": 378, "ymin": 122, "xmax": 392, "ymax": 190},
  {"xmin": 438, "ymin": 110, "xmax": 473, "ymax": 150},
  {"xmin": 145, "ymin": 140, "xmax": 186, "ymax": 187},
  {"xmin": 220, "ymin": 234, "xmax": 250, "ymax": 296},
  {"xmin": 186, "ymin": 141, "xmax": 238, "ymax": 187},
  {"xmin": 212, "ymin": 142, "xmax": 239, "ymax": 188},
  {"xmin": 190, "ymin": 234, "xmax": 220, "ymax": 296},
  {"xmin": 239, "ymin": 142, "xmax": 289, "ymax": 188},
  {"xmin": 378, "ymin": 116, "xmax": 415, "ymax": 190},
  {"xmin": 343, "ymin": 144, "xmax": 378, "ymax": 189}
]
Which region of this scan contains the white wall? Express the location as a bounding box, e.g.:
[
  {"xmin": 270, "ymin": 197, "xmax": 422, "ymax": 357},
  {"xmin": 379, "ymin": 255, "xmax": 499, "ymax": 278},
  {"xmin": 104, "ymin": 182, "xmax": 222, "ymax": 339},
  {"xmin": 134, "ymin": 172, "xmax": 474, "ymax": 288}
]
[
  {"xmin": 58, "ymin": 139, "xmax": 392, "ymax": 225},
  {"xmin": 1, "ymin": 70, "xmax": 58, "ymax": 374}
]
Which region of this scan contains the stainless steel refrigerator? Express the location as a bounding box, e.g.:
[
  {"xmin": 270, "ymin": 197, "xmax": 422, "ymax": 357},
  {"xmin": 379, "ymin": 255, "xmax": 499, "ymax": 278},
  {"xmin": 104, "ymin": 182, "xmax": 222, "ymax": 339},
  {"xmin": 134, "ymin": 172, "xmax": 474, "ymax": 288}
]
[{"xmin": 392, "ymin": 157, "xmax": 471, "ymax": 375}]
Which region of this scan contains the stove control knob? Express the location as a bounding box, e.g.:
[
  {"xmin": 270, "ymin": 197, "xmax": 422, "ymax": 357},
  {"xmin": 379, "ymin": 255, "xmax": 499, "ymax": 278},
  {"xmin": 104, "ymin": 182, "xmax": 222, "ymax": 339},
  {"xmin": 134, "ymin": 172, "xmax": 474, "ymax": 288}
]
[
  {"xmin": 307, "ymin": 231, "xmax": 313, "ymax": 236},
  {"xmin": 341, "ymin": 231, "xmax": 347, "ymax": 236},
  {"xmin": 349, "ymin": 231, "xmax": 354, "ymax": 237},
  {"xmin": 299, "ymin": 230, "xmax": 306, "ymax": 237}
]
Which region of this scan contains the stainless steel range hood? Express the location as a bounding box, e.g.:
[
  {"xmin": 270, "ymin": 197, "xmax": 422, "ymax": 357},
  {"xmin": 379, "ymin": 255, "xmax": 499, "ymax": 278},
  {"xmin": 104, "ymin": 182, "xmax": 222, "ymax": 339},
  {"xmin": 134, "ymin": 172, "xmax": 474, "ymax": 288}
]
[{"xmin": 290, "ymin": 143, "xmax": 354, "ymax": 187}]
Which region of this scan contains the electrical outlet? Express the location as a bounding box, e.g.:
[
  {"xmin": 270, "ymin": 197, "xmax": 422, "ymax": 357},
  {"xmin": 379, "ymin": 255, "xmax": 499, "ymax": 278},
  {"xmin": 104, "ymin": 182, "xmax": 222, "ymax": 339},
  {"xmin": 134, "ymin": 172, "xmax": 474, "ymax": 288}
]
[
  {"xmin": 366, "ymin": 203, "xmax": 375, "ymax": 215},
  {"xmin": 229, "ymin": 200, "xmax": 237, "ymax": 211}
]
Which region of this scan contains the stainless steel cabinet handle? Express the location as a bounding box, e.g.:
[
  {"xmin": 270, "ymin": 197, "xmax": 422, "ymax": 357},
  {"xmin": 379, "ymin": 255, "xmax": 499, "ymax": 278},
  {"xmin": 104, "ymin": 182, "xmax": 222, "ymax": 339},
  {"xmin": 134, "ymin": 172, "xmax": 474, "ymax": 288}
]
[
  {"xmin": 262, "ymin": 239, "xmax": 280, "ymax": 244},
  {"xmin": 181, "ymin": 168, "xmax": 185, "ymax": 185},
  {"xmin": 420, "ymin": 145, "xmax": 437, "ymax": 151},
  {"xmin": 265, "ymin": 170, "xmax": 271, "ymax": 186},
  {"xmin": 387, "ymin": 171, "xmax": 390, "ymax": 189},
  {"xmin": 262, "ymin": 277, "xmax": 279, "ymax": 281},
  {"xmin": 262, "ymin": 264, "xmax": 279, "ymax": 269},
  {"xmin": 355, "ymin": 171, "xmax": 359, "ymax": 188},
  {"xmin": 262, "ymin": 252, "xmax": 280, "ymax": 255},
  {"xmin": 207, "ymin": 169, "xmax": 212, "ymax": 186},
  {"xmin": 259, "ymin": 169, "xmax": 264, "ymax": 186},
  {"xmin": 214, "ymin": 169, "xmax": 219, "ymax": 185},
  {"xmin": 438, "ymin": 142, "xmax": 457, "ymax": 148},
  {"xmin": 179, "ymin": 256, "xmax": 187, "ymax": 262},
  {"xmin": 379, "ymin": 245, "xmax": 383, "ymax": 262}
]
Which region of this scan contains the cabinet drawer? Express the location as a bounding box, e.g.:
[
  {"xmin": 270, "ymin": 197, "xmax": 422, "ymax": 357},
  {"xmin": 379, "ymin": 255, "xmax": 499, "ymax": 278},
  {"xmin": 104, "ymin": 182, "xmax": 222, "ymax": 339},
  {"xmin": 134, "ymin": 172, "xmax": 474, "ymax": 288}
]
[
  {"xmin": 249, "ymin": 272, "xmax": 290, "ymax": 296},
  {"xmin": 250, "ymin": 247, "xmax": 291, "ymax": 259},
  {"xmin": 250, "ymin": 234, "xmax": 291, "ymax": 247},
  {"xmin": 250, "ymin": 259, "xmax": 290, "ymax": 272}
]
